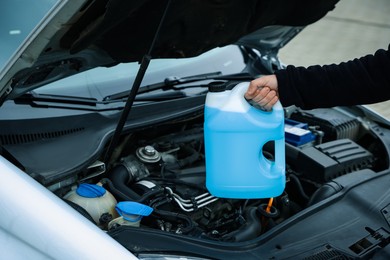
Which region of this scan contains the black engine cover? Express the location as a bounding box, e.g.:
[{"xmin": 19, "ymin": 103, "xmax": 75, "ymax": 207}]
[{"xmin": 296, "ymin": 139, "xmax": 374, "ymax": 182}]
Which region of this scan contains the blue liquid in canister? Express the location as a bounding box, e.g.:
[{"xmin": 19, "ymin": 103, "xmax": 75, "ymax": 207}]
[{"xmin": 204, "ymin": 82, "xmax": 285, "ymax": 199}]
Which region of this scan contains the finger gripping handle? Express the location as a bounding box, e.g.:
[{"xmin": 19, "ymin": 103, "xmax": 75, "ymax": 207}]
[{"xmin": 234, "ymin": 82, "xmax": 283, "ymax": 113}]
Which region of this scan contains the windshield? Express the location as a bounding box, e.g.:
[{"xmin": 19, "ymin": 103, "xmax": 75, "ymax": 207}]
[
  {"xmin": 34, "ymin": 45, "xmax": 246, "ymax": 100},
  {"xmin": 0, "ymin": 0, "xmax": 58, "ymax": 71}
]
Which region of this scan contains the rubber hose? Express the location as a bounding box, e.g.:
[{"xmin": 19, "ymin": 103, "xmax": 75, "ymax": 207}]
[
  {"xmin": 101, "ymin": 178, "xmax": 136, "ymax": 201},
  {"xmin": 223, "ymin": 207, "xmax": 262, "ymax": 242},
  {"xmin": 177, "ymin": 145, "xmax": 199, "ymax": 168},
  {"xmin": 307, "ymin": 181, "xmax": 342, "ymax": 206},
  {"xmin": 165, "ymin": 145, "xmax": 199, "ymax": 170},
  {"xmin": 289, "ymin": 174, "xmax": 310, "ymax": 201},
  {"xmin": 107, "ymin": 165, "xmax": 141, "ymax": 201},
  {"xmin": 102, "ymin": 176, "xmax": 165, "ymax": 204}
]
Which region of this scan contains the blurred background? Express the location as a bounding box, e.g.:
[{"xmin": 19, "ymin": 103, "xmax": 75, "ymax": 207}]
[{"xmin": 278, "ymin": 0, "xmax": 390, "ymax": 119}]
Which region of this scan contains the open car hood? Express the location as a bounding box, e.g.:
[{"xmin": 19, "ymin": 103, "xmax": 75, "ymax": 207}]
[{"xmin": 0, "ymin": 0, "xmax": 338, "ymax": 103}]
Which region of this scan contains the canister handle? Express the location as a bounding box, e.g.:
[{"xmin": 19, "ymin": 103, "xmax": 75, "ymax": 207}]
[
  {"xmin": 233, "ymin": 82, "xmax": 283, "ymax": 113},
  {"xmin": 274, "ymin": 139, "xmax": 286, "ymax": 172}
]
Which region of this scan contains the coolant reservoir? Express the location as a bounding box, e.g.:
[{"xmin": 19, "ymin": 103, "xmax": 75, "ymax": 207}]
[
  {"xmin": 204, "ymin": 82, "xmax": 285, "ymax": 199},
  {"xmin": 64, "ymin": 183, "xmax": 118, "ymax": 225}
]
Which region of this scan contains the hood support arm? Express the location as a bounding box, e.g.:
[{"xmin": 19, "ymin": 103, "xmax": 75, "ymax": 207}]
[{"xmin": 103, "ymin": 0, "xmax": 172, "ymax": 165}]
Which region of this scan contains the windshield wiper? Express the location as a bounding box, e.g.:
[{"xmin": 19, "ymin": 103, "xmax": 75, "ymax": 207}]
[
  {"xmin": 14, "ymin": 90, "xmax": 189, "ymax": 111},
  {"xmin": 14, "ymin": 92, "xmax": 99, "ymax": 107},
  {"xmin": 12, "ymin": 92, "xmax": 120, "ymax": 111},
  {"xmin": 103, "ymin": 71, "xmax": 254, "ymax": 101}
]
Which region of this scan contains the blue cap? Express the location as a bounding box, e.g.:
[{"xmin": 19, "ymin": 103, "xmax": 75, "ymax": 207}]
[
  {"xmin": 76, "ymin": 183, "xmax": 106, "ymax": 198},
  {"xmin": 116, "ymin": 202, "xmax": 153, "ymax": 222}
]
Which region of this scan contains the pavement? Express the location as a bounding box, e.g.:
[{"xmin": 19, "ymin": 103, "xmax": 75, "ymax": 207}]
[{"xmin": 278, "ymin": 0, "xmax": 390, "ymax": 119}]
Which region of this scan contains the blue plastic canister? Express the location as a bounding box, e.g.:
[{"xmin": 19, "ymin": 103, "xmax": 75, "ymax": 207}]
[{"xmin": 204, "ymin": 82, "xmax": 285, "ymax": 199}]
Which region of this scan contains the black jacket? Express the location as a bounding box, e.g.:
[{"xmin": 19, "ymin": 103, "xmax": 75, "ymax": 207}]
[{"xmin": 275, "ymin": 44, "xmax": 390, "ymax": 109}]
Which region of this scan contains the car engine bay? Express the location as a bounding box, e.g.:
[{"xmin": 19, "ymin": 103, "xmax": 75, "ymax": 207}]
[{"xmin": 57, "ymin": 103, "xmax": 388, "ymax": 243}]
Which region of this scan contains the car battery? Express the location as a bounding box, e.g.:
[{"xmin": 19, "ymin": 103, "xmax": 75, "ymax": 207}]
[{"xmin": 285, "ymin": 118, "xmax": 316, "ymax": 147}]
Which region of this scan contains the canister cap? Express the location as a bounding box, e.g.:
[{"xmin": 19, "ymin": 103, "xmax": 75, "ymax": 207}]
[
  {"xmin": 76, "ymin": 183, "xmax": 106, "ymax": 198},
  {"xmin": 208, "ymin": 81, "xmax": 226, "ymax": 92},
  {"xmin": 116, "ymin": 201, "xmax": 153, "ymax": 222}
]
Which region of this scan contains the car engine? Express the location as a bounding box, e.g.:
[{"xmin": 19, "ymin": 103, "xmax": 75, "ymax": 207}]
[{"xmin": 62, "ymin": 105, "xmax": 384, "ymax": 243}]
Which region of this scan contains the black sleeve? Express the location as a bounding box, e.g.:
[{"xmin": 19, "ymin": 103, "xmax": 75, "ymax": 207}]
[{"xmin": 274, "ymin": 44, "xmax": 390, "ymax": 109}]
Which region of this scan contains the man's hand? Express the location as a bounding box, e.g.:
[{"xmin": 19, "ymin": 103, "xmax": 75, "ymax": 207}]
[{"xmin": 245, "ymin": 75, "xmax": 279, "ymax": 111}]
